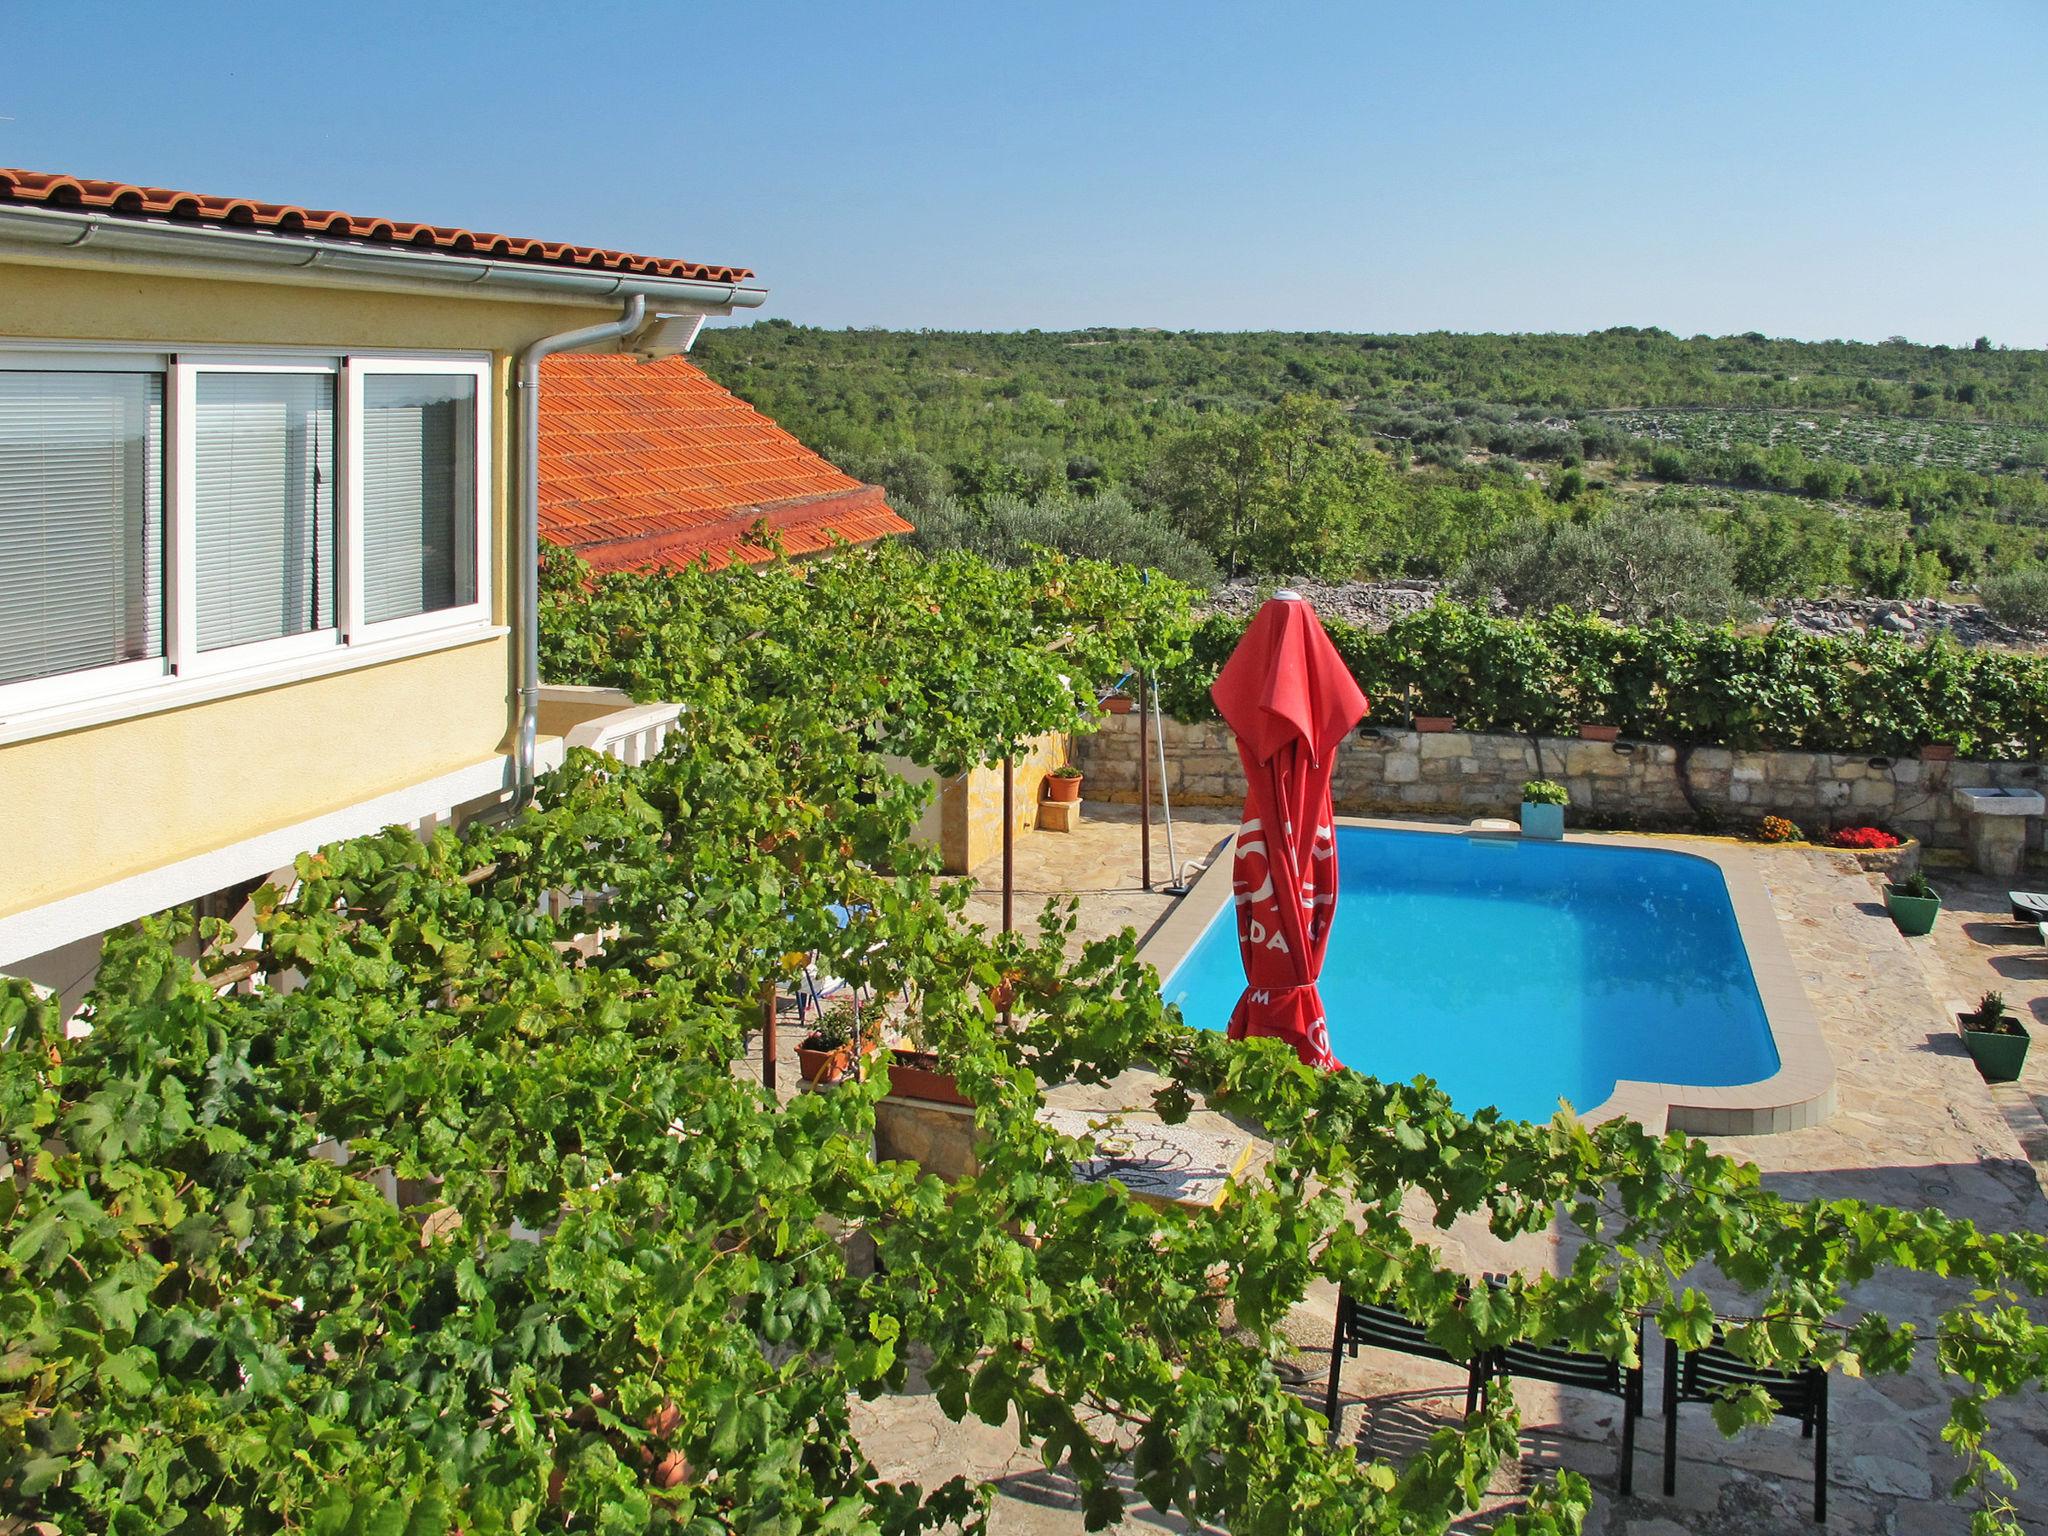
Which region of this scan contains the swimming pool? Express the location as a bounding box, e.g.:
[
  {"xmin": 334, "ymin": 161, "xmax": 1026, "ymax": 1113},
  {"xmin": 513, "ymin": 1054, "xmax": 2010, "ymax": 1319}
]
[{"xmin": 1160, "ymin": 825, "xmax": 1785, "ymax": 1124}]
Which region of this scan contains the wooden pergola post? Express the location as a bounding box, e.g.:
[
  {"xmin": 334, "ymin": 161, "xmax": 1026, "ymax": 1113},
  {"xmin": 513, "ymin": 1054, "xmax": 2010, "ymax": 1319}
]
[
  {"xmin": 1002, "ymin": 753, "xmax": 1015, "ymax": 1029},
  {"xmin": 1001, "ymin": 753, "xmax": 1015, "ymax": 936}
]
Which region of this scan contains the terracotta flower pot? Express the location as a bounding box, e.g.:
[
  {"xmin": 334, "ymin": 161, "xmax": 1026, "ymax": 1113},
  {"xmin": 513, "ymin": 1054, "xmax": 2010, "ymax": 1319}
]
[
  {"xmin": 1578, "ymin": 723, "xmax": 1621, "ymax": 742},
  {"xmin": 1045, "ymin": 773, "xmax": 1082, "ymax": 803},
  {"xmin": 1103, "ymin": 694, "xmax": 1135, "ymax": 715},
  {"xmin": 797, "ymin": 1033, "xmax": 857, "ymax": 1086},
  {"xmin": 1921, "ymin": 743, "xmax": 1957, "ymax": 762},
  {"xmin": 885, "ymin": 1049, "xmax": 973, "ymax": 1107},
  {"xmin": 1413, "ymin": 715, "xmax": 1456, "ymax": 733}
]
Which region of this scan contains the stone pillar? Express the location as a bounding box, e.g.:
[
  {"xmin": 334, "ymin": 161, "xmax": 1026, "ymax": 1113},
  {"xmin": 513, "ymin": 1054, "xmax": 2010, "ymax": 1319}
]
[
  {"xmin": 1965, "ymin": 816, "xmax": 2031, "ymax": 881},
  {"xmin": 1954, "ymin": 787, "xmax": 2045, "ymax": 881}
]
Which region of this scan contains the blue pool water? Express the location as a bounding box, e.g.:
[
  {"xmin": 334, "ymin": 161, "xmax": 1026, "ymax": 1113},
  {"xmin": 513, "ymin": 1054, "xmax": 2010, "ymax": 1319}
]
[{"xmin": 1161, "ymin": 827, "xmax": 1779, "ymax": 1123}]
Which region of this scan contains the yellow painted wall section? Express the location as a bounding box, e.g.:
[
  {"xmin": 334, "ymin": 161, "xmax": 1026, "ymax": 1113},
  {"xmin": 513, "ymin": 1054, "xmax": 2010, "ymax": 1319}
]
[
  {"xmin": 0, "ymin": 638, "xmax": 511, "ymax": 916},
  {"xmin": 937, "ymin": 732, "xmax": 1070, "ymax": 874},
  {"xmin": 878, "ymin": 755, "xmax": 946, "ymax": 860},
  {"xmin": 0, "ymin": 261, "xmax": 621, "ymax": 916}
]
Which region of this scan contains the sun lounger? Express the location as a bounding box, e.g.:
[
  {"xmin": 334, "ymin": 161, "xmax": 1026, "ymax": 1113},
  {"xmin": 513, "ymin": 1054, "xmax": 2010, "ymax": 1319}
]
[{"xmin": 2009, "ymin": 890, "xmax": 2048, "ymax": 924}]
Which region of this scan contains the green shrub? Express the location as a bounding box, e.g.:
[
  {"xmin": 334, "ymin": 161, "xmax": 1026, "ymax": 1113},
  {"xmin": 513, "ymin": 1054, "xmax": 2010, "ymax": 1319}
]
[
  {"xmin": 1521, "ymin": 779, "xmax": 1569, "ymax": 806},
  {"xmin": 1979, "ymin": 565, "xmax": 2048, "ymax": 630},
  {"xmin": 1453, "ymin": 506, "xmax": 1748, "ymax": 626},
  {"xmin": 1155, "ymin": 599, "xmax": 2048, "ymax": 759},
  {"xmin": 906, "ymin": 488, "xmax": 1220, "ymax": 588},
  {"xmin": 1649, "ymin": 445, "xmax": 1691, "ymax": 481}
]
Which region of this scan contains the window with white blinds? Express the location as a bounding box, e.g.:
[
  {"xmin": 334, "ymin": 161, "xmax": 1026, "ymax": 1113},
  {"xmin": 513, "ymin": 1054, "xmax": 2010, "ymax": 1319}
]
[
  {"xmin": 0, "ymin": 371, "xmax": 164, "ymax": 688},
  {"xmin": 361, "ymin": 373, "xmax": 477, "ymax": 624},
  {"xmin": 194, "ymin": 372, "xmax": 337, "ymax": 651},
  {"xmin": 0, "ymin": 346, "xmax": 489, "ymax": 724}
]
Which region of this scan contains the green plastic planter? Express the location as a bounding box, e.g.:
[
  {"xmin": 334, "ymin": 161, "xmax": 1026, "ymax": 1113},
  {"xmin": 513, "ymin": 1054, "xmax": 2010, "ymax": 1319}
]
[
  {"xmin": 1960, "ymin": 1016, "xmax": 2031, "ymax": 1083},
  {"xmin": 1884, "ymin": 885, "xmax": 1941, "ymax": 937}
]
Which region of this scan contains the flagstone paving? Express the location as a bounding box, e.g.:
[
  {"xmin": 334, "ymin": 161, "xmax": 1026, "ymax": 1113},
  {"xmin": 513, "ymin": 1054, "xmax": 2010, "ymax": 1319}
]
[
  {"xmin": 1919, "ymin": 861, "xmax": 2048, "ymax": 1186},
  {"xmin": 838, "ymin": 807, "xmax": 2048, "ymax": 1533}
]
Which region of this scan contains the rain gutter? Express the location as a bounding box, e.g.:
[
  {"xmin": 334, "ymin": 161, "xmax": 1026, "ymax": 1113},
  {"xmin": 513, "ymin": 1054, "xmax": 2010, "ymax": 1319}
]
[
  {"xmin": 0, "ymin": 203, "xmax": 771, "ymax": 310},
  {"xmin": 512, "ymin": 295, "xmax": 649, "ymax": 804}
]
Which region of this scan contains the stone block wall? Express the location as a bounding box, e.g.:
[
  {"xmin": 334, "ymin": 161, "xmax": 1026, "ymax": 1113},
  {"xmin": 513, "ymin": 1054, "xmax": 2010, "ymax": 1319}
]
[
  {"xmin": 873, "ymin": 1097, "xmax": 978, "ymax": 1182},
  {"xmin": 1076, "ymin": 712, "xmax": 2048, "ymax": 857}
]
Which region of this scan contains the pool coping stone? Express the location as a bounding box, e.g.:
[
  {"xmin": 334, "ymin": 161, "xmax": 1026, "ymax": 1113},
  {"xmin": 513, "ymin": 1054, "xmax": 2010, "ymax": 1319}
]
[{"xmin": 1137, "ymin": 816, "xmax": 1838, "ymax": 1137}]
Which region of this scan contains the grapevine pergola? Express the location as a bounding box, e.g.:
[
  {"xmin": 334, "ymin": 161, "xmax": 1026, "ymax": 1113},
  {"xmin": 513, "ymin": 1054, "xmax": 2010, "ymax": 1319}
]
[{"xmin": 5, "ymin": 544, "xmax": 2046, "ymax": 1534}]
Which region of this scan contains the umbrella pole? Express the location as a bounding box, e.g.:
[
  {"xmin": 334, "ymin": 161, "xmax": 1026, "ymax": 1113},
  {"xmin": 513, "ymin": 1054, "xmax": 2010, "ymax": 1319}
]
[
  {"xmin": 761, "ymin": 979, "xmax": 778, "ymax": 1098},
  {"xmin": 1138, "ymin": 673, "xmax": 1153, "ymax": 890},
  {"xmin": 1154, "ymin": 683, "xmax": 1187, "ymax": 894}
]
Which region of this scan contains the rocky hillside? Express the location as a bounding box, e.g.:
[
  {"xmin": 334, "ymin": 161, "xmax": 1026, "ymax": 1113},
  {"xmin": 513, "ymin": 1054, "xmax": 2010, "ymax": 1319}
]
[{"xmin": 1205, "ymin": 578, "xmax": 2042, "ymax": 649}]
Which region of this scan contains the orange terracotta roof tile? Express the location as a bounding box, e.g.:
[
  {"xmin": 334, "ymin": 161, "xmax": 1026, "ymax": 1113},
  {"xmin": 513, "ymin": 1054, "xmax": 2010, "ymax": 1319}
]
[
  {"xmin": 0, "ymin": 168, "xmax": 750, "ymax": 283},
  {"xmin": 538, "ymin": 353, "xmax": 912, "ymax": 573}
]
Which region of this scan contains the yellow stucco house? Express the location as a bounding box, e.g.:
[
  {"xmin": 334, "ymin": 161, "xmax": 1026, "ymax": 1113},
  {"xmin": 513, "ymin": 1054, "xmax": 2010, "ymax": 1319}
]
[{"xmin": 0, "ymin": 169, "xmax": 765, "ymax": 994}]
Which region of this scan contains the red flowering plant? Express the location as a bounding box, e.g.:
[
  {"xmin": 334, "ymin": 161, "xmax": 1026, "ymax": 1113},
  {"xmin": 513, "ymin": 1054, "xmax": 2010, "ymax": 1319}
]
[{"xmin": 1825, "ymin": 825, "xmax": 1903, "ymax": 850}]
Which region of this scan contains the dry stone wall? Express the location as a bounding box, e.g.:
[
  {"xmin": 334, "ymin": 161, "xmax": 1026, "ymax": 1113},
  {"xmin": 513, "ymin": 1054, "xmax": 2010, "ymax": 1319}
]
[{"xmin": 1076, "ymin": 711, "xmax": 2048, "ymax": 857}]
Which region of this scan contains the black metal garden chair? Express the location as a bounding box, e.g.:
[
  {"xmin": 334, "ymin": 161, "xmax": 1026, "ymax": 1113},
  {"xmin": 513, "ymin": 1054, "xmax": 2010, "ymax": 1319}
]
[
  {"xmin": 1664, "ymin": 1335, "xmax": 1830, "ymax": 1522},
  {"xmin": 1324, "ymin": 1285, "xmax": 1486, "ymax": 1437},
  {"xmin": 1479, "ymin": 1321, "xmax": 1647, "ymax": 1495}
]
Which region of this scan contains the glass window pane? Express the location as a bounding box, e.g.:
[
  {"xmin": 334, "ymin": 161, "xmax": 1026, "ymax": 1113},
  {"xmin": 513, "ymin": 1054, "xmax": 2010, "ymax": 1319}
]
[
  {"xmin": 194, "ymin": 372, "xmax": 336, "ymax": 652},
  {"xmin": 362, "ymin": 373, "xmax": 477, "ymax": 624},
  {"xmin": 0, "ymin": 371, "xmax": 164, "ymax": 687}
]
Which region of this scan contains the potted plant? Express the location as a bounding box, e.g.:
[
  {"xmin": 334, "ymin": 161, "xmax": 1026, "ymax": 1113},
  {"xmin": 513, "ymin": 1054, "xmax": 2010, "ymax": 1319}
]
[
  {"xmin": 1757, "ymin": 815, "xmax": 1804, "ymax": 844},
  {"xmin": 1921, "ymin": 741, "xmax": 1957, "ymax": 763},
  {"xmin": 1577, "ymin": 723, "xmax": 1621, "ymax": 743},
  {"xmin": 797, "ymin": 999, "xmax": 867, "ymax": 1087},
  {"xmin": 1413, "ymin": 714, "xmax": 1456, "ymax": 733},
  {"xmin": 1884, "ymin": 870, "xmax": 1942, "ymax": 937},
  {"xmin": 884, "ymin": 1044, "xmax": 973, "ymax": 1107},
  {"xmin": 1520, "ymin": 779, "xmax": 1568, "ymax": 840},
  {"xmin": 1959, "ymin": 990, "xmax": 2031, "ymax": 1083},
  {"xmin": 1045, "ymin": 765, "xmax": 1083, "ymax": 803}
]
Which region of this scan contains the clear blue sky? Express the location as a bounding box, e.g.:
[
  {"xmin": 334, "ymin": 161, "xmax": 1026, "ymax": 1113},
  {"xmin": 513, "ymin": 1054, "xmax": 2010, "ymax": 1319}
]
[{"xmin": 5, "ymin": 1, "xmax": 2044, "ymax": 345}]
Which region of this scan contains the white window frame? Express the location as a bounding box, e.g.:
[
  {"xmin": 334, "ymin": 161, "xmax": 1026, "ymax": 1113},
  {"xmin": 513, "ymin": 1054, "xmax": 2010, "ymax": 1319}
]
[
  {"xmin": 343, "ymin": 356, "xmax": 493, "ymax": 645},
  {"xmin": 0, "ymin": 348, "xmax": 174, "ymax": 715},
  {"xmin": 173, "ymin": 355, "xmax": 345, "ymax": 678},
  {"xmin": 0, "ymin": 340, "xmax": 496, "ymax": 733}
]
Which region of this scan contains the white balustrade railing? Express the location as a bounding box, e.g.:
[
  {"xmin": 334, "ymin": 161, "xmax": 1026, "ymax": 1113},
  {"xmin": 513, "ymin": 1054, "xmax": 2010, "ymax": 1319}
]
[{"xmin": 537, "ymin": 684, "xmax": 684, "ymax": 768}]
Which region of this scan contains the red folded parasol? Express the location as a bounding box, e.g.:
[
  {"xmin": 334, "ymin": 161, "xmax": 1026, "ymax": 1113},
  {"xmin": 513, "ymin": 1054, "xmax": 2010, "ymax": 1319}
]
[{"xmin": 1209, "ymin": 591, "xmax": 1369, "ymax": 1068}]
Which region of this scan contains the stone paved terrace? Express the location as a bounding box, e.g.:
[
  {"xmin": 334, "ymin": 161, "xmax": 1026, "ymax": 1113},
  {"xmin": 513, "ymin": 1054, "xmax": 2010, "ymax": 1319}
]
[
  {"xmin": 822, "ymin": 804, "xmax": 2048, "ymax": 1535},
  {"xmin": 1923, "ymin": 863, "xmax": 2048, "ymax": 1186}
]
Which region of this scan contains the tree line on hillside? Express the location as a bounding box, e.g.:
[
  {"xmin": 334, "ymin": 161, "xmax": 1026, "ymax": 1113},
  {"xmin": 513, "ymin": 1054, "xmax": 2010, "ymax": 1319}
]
[{"xmin": 694, "ymin": 323, "xmax": 2048, "ymax": 613}]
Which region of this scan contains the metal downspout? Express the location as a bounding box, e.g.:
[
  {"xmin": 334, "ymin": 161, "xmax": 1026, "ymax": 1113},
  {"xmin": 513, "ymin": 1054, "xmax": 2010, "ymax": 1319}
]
[{"xmin": 513, "ymin": 294, "xmax": 646, "ymax": 804}]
